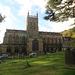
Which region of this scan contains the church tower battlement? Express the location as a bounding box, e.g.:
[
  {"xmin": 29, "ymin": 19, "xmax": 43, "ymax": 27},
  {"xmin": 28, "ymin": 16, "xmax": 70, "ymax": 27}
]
[
  {"xmin": 0, "ymin": 11, "xmax": 63, "ymax": 55},
  {"xmin": 26, "ymin": 12, "xmax": 39, "ymax": 38}
]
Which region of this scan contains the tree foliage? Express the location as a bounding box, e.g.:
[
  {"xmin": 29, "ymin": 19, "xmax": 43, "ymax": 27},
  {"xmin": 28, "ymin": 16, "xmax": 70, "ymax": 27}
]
[
  {"xmin": 44, "ymin": 0, "xmax": 74, "ymax": 22},
  {"xmin": 70, "ymin": 38, "xmax": 75, "ymax": 48},
  {"xmin": 0, "ymin": 14, "xmax": 5, "ymax": 23}
]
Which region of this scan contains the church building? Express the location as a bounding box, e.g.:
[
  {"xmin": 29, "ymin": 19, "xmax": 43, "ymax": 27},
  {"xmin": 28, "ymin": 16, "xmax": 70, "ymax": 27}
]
[{"xmin": 0, "ymin": 12, "xmax": 63, "ymax": 55}]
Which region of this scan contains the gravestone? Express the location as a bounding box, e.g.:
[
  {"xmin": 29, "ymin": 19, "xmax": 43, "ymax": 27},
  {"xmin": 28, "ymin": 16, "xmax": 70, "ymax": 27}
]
[
  {"xmin": 19, "ymin": 66, "xmax": 27, "ymax": 69},
  {"xmin": 0, "ymin": 60, "xmax": 3, "ymax": 64},
  {"xmin": 65, "ymin": 50, "xmax": 75, "ymax": 68}
]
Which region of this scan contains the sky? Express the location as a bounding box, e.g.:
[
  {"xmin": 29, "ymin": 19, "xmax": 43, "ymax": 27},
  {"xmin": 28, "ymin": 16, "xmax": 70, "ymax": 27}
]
[{"xmin": 0, "ymin": 0, "xmax": 74, "ymax": 43}]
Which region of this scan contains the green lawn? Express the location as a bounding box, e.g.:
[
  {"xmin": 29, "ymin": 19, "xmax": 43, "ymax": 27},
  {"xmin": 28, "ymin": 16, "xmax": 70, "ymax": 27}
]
[{"xmin": 0, "ymin": 51, "xmax": 75, "ymax": 75}]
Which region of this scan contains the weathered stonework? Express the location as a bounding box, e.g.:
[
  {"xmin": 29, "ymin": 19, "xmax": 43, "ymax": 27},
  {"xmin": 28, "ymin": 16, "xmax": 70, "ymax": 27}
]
[
  {"xmin": 27, "ymin": 38, "xmax": 43, "ymax": 53},
  {"xmin": 0, "ymin": 12, "xmax": 63, "ymax": 55}
]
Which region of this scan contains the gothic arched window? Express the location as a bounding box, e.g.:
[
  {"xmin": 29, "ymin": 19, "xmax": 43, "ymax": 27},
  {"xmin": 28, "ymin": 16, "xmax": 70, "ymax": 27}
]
[
  {"xmin": 15, "ymin": 46, "xmax": 19, "ymax": 53},
  {"xmin": 47, "ymin": 37, "xmax": 49, "ymax": 43},
  {"xmin": 30, "ymin": 22, "xmax": 32, "ymax": 25},
  {"xmin": 8, "ymin": 35, "xmax": 12, "ymax": 43},
  {"xmin": 15, "ymin": 36, "xmax": 19, "ymax": 43},
  {"xmin": 51, "ymin": 38, "xmax": 53, "ymax": 44},
  {"xmin": 59, "ymin": 38, "xmax": 61, "ymax": 43},
  {"xmin": 7, "ymin": 46, "xmax": 11, "ymax": 53},
  {"xmin": 15, "ymin": 36, "xmax": 19, "ymax": 40},
  {"xmin": 34, "ymin": 22, "xmax": 36, "ymax": 25},
  {"xmin": 32, "ymin": 39, "xmax": 39, "ymax": 51},
  {"xmin": 22, "ymin": 46, "xmax": 26, "ymax": 52},
  {"xmin": 55, "ymin": 38, "xmax": 57, "ymax": 44},
  {"xmin": 22, "ymin": 36, "xmax": 25, "ymax": 40}
]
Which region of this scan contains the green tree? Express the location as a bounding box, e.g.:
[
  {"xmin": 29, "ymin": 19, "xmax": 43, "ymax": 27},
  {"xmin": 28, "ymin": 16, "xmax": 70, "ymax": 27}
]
[
  {"xmin": 70, "ymin": 38, "xmax": 75, "ymax": 48},
  {"xmin": 44, "ymin": 0, "xmax": 74, "ymax": 22},
  {"xmin": 0, "ymin": 14, "xmax": 5, "ymax": 23}
]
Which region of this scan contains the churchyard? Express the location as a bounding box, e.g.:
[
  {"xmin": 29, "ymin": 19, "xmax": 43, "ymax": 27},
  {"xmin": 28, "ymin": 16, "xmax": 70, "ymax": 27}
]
[{"xmin": 0, "ymin": 51, "xmax": 75, "ymax": 75}]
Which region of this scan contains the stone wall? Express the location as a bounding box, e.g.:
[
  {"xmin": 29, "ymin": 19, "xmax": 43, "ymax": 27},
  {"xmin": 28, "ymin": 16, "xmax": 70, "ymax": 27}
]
[{"xmin": 27, "ymin": 38, "xmax": 43, "ymax": 54}]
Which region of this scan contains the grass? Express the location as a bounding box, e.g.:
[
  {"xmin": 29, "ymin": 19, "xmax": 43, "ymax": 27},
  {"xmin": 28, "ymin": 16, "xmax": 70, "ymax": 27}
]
[{"xmin": 0, "ymin": 51, "xmax": 75, "ymax": 75}]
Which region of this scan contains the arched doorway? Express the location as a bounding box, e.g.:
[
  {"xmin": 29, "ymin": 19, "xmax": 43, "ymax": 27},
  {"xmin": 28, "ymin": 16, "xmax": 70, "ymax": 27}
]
[
  {"xmin": 32, "ymin": 39, "xmax": 39, "ymax": 51},
  {"xmin": 22, "ymin": 47, "xmax": 27, "ymax": 55},
  {"xmin": 15, "ymin": 46, "xmax": 19, "ymax": 53},
  {"xmin": 7, "ymin": 46, "xmax": 11, "ymax": 53}
]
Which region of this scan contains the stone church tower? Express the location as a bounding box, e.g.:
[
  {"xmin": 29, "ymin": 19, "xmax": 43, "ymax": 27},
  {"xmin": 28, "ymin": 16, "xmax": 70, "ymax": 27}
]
[
  {"xmin": 26, "ymin": 12, "xmax": 39, "ymax": 38},
  {"xmin": 26, "ymin": 12, "xmax": 43, "ymax": 54},
  {"xmin": 0, "ymin": 12, "xmax": 63, "ymax": 56}
]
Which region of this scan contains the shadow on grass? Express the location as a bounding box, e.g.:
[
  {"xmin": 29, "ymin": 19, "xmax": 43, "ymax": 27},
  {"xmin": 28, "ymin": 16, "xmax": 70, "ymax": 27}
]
[
  {"xmin": 60, "ymin": 68, "xmax": 75, "ymax": 75},
  {"xmin": 0, "ymin": 51, "xmax": 75, "ymax": 75}
]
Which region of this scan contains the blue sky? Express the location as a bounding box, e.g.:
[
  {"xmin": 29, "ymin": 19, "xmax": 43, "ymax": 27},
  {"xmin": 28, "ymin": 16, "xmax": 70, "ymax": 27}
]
[{"xmin": 0, "ymin": 0, "xmax": 74, "ymax": 43}]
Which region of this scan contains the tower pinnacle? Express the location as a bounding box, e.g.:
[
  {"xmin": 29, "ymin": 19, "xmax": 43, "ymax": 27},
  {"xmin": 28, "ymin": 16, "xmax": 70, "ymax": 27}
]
[
  {"xmin": 28, "ymin": 11, "xmax": 29, "ymax": 17},
  {"xmin": 36, "ymin": 12, "xmax": 38, "ymax": 18}
]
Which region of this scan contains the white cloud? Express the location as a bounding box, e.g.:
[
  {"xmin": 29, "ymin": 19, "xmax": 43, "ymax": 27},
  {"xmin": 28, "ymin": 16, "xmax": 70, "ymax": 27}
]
[
  {"xmin": 31, "ymin": 0, "xmax": 47, "ymax": 13},
  {"xmin": 14, "ymin": 0, "xmax": 47, "ymax": 17},
  {"xmin": 39, "ymin": 18, "xmax": 75, "ymax": 32},
  {"xmin": 49, "ymin": 18, "xmax": 75, "ymax": 32},
  {"xmin": 5, "ymin": 0, "xmax": 14, "ymax": 4},
  {"xmin": 0, "ymin": 3, "xmax": 15, "ymax": 43},
  {"xmin": 15, "ymin": 0, "xmax": 32, "ymax": 16},
  {"xmin": 39, "ymin": 24, "xmax": 51, "ymax": 32}
]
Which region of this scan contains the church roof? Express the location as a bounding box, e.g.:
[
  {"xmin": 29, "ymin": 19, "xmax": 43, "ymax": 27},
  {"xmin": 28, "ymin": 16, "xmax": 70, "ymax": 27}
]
[
  {"xmin": 39, "ymin": 31, "xmax": 62, "ymax": 35},
  {"xmin": 6, "ymin": 29, "xmax": 27, "ymax": 34}
]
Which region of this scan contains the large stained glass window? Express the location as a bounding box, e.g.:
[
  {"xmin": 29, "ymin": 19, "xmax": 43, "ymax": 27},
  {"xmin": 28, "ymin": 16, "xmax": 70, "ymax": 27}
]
[{"xmin": 32, "ymin": 39, "xmax": 39, "ymax": 51}]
